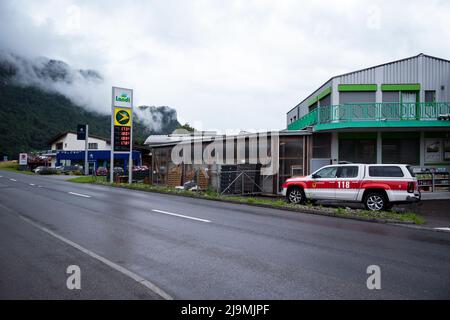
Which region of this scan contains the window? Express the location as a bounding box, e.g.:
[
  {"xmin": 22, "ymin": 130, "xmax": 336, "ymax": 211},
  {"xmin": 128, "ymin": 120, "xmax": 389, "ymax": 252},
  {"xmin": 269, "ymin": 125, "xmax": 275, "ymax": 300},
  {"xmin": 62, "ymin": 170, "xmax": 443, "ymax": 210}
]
[
  {"xmin": 309, "ymin": 102, "xmax": 318, "ymax": 112},
  {"xmin": 88, "ymin": 143, "xmax": 98, "ymax": 149},
  {"xmin": 406, "ymin": 165, "xmax": 415, "ymax": 177},
  {"xmin": 279, "ymin": 136, "xmax": 304, "ymax": 190},
  {"xmin": 382, "ymin": 138, "xmax": 420, "ymax": 165},
  {"xmin": 56, "ymin": 142, "xmax": 63, "ymax": 150},
  {"xmin": 369, "ymin": 166, "xmax": 404, "ymax": 177},
  {"xmin": 425, "ymin": 90, "xmax": 436, "ymax": 103},
  {"xmin": 314, "ymin": 166, "xmax": 337, "ymax": 178},
  {"xmin": 339, "ymin": 138, "xmax": 376, "ymax": 164},
  {"xmin": 382, "ymin": 91, "xmax": 400, "ymax": 103},
  {"xmin": 312, "ymin": 133, "xmax": 331, "ymax": 158},
  {"xmin": 337, "ymin": 166, "xmax": 358, "ymax": 178}
]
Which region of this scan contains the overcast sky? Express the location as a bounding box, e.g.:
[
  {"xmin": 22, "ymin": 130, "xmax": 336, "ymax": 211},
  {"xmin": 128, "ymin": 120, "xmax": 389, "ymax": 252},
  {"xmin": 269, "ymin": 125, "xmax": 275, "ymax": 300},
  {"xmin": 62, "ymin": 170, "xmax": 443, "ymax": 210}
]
[{"xmin": 1, "ymin": 0, "xmax": 450, "ymax": 132}]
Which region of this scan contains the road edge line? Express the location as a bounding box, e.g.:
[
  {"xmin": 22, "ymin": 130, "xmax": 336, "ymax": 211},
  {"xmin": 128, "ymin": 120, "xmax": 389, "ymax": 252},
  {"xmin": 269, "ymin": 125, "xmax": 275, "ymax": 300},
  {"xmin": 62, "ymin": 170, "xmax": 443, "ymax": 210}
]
[{"xmin": 17, "ymin": 214, "xmax": 173, "ymax": 300}]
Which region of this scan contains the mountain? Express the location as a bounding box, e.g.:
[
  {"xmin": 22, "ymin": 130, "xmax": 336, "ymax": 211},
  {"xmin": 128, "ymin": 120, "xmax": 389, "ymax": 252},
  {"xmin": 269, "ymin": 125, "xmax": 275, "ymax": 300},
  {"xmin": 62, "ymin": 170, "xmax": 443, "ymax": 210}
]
[{"xmin": 0, "ymin": 53, "xmax": 180, "ymax": 159}]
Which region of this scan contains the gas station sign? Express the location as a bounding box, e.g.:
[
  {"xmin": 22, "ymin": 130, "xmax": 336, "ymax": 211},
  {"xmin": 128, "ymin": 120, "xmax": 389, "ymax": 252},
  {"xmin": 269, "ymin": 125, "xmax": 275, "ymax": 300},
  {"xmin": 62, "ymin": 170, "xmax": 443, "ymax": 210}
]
[
  {"xmin": 111, "ymin": 87, "xmax": 133, "ymax": 184},
  {"xmin": 114, "ymin": 108, "xmax": 132, "ymax": 127},
  {"xmin": 114, "ymin": 126, "xmax": 131, "ymax": 151}
]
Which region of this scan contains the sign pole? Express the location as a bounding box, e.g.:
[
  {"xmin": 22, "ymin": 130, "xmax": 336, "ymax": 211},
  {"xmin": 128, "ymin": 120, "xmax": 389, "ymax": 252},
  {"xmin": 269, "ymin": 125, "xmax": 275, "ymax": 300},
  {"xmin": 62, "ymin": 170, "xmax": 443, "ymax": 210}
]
[
  {"xmin": 111, "ymin": 86, "xmax": 133, "ymax": 184},
  {"xmin": 128, "ymin": 90, "xmax": 133, "ymax": 184},
  {"xmin": 110, "ymin": 88, "xmax": 115, "ymax": 184},
  {"xmin": 84, "ymin": 124, "xmax": 89, "ymax": 175}
]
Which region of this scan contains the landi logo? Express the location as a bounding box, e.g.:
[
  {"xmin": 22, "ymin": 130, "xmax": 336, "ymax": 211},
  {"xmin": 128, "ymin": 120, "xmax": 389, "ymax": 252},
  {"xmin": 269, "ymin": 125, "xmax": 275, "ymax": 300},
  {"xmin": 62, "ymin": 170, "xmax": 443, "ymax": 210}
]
[{"xmin": 115, "ymin": 93, "xmax": 130, "ymax": 103}]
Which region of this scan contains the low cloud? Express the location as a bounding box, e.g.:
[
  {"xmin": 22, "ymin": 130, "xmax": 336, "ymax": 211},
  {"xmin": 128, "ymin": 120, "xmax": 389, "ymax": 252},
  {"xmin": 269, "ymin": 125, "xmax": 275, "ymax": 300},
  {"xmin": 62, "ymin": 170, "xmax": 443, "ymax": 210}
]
[{"xmin": 1, "ymin": 0, "xmax": 450, "ymax": 130}]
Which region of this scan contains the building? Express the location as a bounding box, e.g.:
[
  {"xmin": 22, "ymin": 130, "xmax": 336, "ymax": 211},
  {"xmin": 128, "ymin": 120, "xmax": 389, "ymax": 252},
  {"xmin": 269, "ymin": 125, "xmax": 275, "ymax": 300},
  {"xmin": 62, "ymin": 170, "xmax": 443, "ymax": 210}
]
[
  {"xmin": 45, "ymin": 131, "xmax": 141, "ymax": 171},
  {"xmin": 286, "ymin": 53, "xmax": 450, "ymax": 183},
  {"xmin": 144, "ymin": 54, "xmax": 450, "ymax": 194},
  {"xmin": 145, "ymin": 130, "xmax": 311, "ymax": 194}
]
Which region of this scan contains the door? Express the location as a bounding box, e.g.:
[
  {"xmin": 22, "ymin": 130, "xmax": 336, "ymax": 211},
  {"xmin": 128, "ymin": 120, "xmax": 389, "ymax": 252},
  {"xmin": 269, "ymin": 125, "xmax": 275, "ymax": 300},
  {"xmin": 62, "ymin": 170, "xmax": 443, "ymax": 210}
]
[
  {"xmin": 401, "ymin": 92, "xmax": 417, "ymax": 120},
  {"xmin": 88, "ymin": 161, "xmax": 96, "ymax": 175},
  {"xmin": 309, "ymin": 166, "xmax": 338, "ymax": 200},
  {"xmin": 335, "ymin": 166, "xmax": 361, "ymax": 201}
]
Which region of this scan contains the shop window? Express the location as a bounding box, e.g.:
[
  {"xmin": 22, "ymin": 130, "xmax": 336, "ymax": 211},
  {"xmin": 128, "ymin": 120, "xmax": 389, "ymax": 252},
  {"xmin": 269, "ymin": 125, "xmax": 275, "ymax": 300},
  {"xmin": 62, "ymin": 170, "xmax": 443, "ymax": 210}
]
[
  {"xmin": 279, "ymin": 136, "xmax": 304, "ymax": 190},
  {"xmin": 382, "ymin": 138, "xmax": 420, "ymax": 165},
  {"xmin": 339, "ymin": 138, "xmax": 376, "ymax": 164},
  {"xmin": 312, "ymin": 133, "xmax": 331, "ymax": 158},
  {"xmin": 88, "ymin": 143, "xmax": 98, "ymax": 150}
]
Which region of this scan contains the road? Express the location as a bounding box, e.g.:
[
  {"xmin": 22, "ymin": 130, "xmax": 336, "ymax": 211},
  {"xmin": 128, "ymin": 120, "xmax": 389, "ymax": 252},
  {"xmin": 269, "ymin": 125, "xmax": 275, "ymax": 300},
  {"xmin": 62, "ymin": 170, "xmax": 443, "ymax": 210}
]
[{"xmin": 0, "ymin": 170, "xmax": 450, "ymax": 299}]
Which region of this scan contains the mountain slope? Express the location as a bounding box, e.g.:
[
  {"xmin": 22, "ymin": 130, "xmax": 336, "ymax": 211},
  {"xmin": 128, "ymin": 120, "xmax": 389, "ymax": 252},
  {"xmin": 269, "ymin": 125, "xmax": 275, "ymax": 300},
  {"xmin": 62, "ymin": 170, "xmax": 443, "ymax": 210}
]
[{"xmin": 0, "ymin": 53, "xmax": 180, "ymax": 159}]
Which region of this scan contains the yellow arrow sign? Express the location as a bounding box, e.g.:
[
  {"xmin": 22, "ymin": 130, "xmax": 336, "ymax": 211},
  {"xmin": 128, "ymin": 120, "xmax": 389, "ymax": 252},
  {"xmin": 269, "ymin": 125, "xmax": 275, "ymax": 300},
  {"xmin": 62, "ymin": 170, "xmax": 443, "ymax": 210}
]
[{"xmin": 114, "ymin": 107, "xmax": 132, "ymax": 126}]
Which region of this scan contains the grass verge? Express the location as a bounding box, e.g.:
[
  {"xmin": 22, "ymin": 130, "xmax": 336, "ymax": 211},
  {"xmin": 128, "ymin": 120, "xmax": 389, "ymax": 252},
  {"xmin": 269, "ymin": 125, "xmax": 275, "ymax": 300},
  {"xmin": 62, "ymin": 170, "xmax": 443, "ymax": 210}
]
[
  {"xmin": 68, "ymin": 178, "xmax": 426, "ymax": 225},
  {"xmin": 0, "ymin": 161, "xmax": 34, "ymax": 175}
]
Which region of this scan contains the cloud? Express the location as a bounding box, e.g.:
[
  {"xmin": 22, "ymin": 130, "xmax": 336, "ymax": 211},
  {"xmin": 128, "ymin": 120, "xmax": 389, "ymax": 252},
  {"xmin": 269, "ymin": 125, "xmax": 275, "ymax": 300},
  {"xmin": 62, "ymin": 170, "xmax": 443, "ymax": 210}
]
[{"xmin": 1, "ymin": 0, "xmax": 450, "ymax": 131}]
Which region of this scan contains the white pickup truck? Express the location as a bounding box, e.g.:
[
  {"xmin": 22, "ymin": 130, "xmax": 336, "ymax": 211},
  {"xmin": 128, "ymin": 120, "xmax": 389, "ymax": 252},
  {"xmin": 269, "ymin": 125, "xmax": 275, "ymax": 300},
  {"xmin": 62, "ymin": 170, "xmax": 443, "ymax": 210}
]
[{"xmin": 282, "ymin": 164, "xmax": 421, "ymax": 211}]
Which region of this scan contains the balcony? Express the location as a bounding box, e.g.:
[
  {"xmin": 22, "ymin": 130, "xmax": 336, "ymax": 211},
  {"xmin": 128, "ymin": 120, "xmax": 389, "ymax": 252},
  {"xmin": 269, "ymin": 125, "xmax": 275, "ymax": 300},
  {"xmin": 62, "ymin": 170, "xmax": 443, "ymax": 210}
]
[{"xmin": 287, "ymin": 102, "xmax": 450, "ymax": 131}]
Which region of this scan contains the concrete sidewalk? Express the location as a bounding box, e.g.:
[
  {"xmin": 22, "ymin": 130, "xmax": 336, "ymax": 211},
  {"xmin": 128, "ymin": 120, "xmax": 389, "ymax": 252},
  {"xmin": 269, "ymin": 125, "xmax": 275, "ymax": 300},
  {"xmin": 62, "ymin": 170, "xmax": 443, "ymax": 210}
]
[{"xmin": 421, "ymin": 192, "xmax": 450, "ymax": 200}]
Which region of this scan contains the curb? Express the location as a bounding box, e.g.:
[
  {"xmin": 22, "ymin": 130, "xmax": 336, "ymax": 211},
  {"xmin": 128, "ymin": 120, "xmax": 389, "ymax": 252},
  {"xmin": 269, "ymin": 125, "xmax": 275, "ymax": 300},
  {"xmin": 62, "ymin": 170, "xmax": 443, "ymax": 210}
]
[{"xmin": 74, "ymin": 180, "xmax": 423, "ymax": 227}]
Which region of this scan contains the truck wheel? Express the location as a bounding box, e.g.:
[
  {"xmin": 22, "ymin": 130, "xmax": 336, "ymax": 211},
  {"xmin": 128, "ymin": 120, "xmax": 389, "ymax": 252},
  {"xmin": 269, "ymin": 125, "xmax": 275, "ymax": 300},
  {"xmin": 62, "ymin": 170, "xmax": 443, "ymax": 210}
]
[
  {"xmin": 287, "ymin": 187, "xmax": 306, "ymax": 204},
  {"xmin": 364, "ymin": 192, "xmax": 387, "ymax": 211}
]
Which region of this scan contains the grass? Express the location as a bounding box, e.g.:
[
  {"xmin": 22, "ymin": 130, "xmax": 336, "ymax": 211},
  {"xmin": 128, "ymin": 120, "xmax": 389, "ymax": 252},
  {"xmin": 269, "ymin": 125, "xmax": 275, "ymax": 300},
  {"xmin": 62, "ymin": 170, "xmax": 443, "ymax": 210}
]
[
  {"xmin": 68, "ymin": 178, "xmax": 426, "ymax": 225},
  {"xmin": 0, "ymin": 161, "xmax": 35, "ymax": 175},
  {"xmin": 333, "ymin": 207, "xmax": 425, "ymax": 225},
  {"xmin": 67, "ymin": 176, "xmax": 107, "ymax": 183}
]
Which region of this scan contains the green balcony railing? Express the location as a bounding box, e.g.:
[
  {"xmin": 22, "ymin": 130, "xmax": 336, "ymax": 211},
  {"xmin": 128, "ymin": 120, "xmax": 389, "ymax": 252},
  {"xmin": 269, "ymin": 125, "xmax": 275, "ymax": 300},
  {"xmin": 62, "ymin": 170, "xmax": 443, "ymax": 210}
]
[{"xmin": 287, "ymin": 102, "xmax": 450, "ymax": 130}]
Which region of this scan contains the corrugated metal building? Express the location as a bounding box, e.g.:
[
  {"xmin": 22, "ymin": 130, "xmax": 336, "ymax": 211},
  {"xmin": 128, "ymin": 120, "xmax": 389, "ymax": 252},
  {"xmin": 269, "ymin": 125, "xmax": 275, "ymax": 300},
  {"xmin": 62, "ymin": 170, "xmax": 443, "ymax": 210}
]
[{"xmin": 286, "ymin": 53, "xmax": 450, "ymax": 192}]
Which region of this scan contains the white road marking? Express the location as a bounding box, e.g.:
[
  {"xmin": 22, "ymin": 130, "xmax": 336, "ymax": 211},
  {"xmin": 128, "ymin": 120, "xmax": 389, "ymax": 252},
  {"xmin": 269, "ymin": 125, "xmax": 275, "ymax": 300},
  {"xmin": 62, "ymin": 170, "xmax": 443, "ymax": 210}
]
[
  {"xmin": 434, "ymin": 227, "xmax": 450, "ymax": 231},
  {"xmin": 9, "ymin": 179, "xmax": 17, "ymax": 182},
  {"xmin": 17, "ymin": 214, "xmax": 173, "ymax": 300},
  {"xmin": 0, "ymin": 175, "xmax": 3, "ymax": 178},
  {"xmin": 151, "ymin": 209, "xmax": 211, "ymax": 223},
  {"xmin": 38, "ymin": 185, "xmax": 43, "ymax": 188},
  {"xmin": 68, "ymin": 192, "xmax": 91, "ymax": 198},
  {"xmin": 29, "ymin": 183, "xmax": 35, "ymax": 186}
]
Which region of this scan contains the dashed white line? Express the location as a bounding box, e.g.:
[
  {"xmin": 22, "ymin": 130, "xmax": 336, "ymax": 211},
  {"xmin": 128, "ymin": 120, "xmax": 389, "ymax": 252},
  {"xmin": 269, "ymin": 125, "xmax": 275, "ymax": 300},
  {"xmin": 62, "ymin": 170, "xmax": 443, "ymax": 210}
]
[
  {"xmin": 38, "ymin": 185, "xmax": 43, "ymax": 188},
  {"xmin": 16, "ymin": 214, "xmax": 172, "ymax": 300},
  {"xmin": 29, "ymin": 183, "xmax": 35, "ymax": 186},
  {"xmin": 9, "ymin": 178, "xmax": 17, "ymax": 182},
  {"xmin": 434, "ymin": 227, "xmax": 450, "ymax": 232},
  {"xmin": 68, "ymin": 191, "xmax": 91, "ymax": 198},
  {"xmin": 151, "ymin": 209, "xmax": 211, "ymax": 223},
  {"xmin": 0, "ymin": 175, "xmax": 3, "ymax": 178}
]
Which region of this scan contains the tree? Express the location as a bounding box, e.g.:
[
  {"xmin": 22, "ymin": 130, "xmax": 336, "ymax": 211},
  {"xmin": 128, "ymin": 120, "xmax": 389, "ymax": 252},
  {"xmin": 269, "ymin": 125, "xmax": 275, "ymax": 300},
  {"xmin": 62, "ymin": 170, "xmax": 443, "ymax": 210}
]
[{"xmin": 177, "ymin": 123, "xmax": 196, "ymax": 132}]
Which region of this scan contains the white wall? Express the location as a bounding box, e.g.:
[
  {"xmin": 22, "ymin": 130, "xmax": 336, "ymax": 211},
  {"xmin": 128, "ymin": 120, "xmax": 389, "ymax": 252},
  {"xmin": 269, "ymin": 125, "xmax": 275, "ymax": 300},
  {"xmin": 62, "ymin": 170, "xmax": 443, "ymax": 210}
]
[{"xmin": 51, "ymin": 133, "xmax": 110, "ymax": 151}]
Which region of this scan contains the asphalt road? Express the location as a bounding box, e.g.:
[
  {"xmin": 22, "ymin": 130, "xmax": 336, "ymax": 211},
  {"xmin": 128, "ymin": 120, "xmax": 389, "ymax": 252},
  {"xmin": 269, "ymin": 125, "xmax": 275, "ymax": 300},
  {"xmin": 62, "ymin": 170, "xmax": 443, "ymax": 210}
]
[{"xmin": 1, "ymin": 170, "xmax": 450, "ymax": 299}]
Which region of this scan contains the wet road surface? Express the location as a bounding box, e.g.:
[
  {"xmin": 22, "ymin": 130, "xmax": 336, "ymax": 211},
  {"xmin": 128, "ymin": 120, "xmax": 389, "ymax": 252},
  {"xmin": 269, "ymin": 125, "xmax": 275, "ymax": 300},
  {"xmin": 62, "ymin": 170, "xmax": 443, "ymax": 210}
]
[{"xmin": 1, "ymin": 170, "xmax": 450, "ymax": 299}]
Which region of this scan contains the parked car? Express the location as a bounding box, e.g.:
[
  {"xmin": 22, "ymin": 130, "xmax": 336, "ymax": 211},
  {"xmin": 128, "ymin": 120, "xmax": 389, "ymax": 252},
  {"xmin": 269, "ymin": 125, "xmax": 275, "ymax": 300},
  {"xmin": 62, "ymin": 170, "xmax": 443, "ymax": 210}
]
[
  {"xmin": 113, "ymin": 167, "xmax": 124, "ymax": 175},
  {"xmin": 132, "ymin": 165, "xmax": 149, "ymax": 171},
  {"xmin": 282, "ymin": 164, "xmax": 420, "ymax": 211},
  {"xmin": 37, "ymin": 167, "xmax": 57, "ymax": 175},
  {"xmin": 33, "ymin": 166, "xmax": 45, "ymax": 173},
  {"xmin": 96, "ymin": 167, "xmax": 108, "ymax": 176},
  {"xmin": 62, "ymin": 165, "xmax": 84, "ymax": 174}
]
